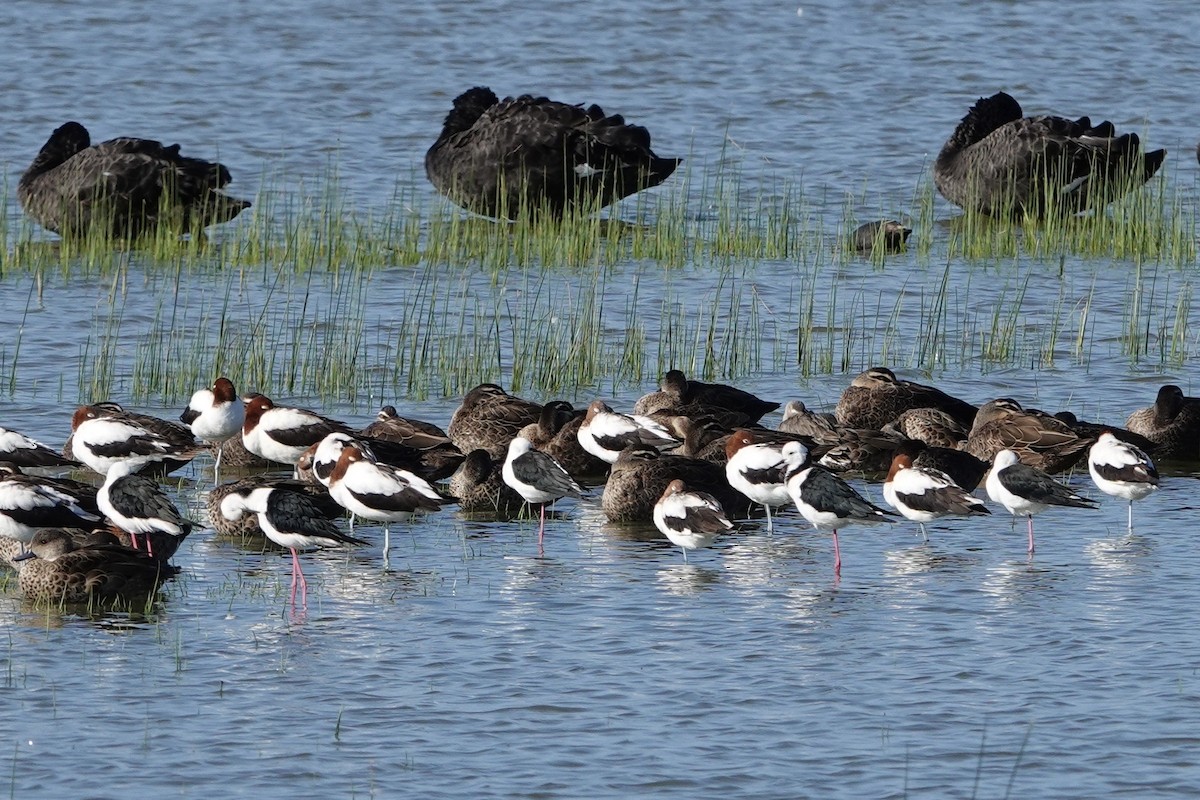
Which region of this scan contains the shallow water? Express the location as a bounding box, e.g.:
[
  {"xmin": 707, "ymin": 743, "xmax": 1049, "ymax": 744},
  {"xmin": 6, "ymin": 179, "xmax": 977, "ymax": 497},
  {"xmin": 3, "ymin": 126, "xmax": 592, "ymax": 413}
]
[{"xmin": 2, "ymin": 1, "xmax": 1200, "ymax": 797}]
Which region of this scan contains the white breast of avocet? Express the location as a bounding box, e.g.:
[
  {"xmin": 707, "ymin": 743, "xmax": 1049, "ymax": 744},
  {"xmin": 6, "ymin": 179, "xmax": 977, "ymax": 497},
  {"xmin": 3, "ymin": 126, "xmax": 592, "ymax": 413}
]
[
  {"xmin": 1088, "ymin": 433, "xmax": 1159, "ymax": 501},
  {"xmin": 333, "ymin": 458, "xmax": 440, "ymax": 520},
  {"xmin": 185, "ymin": 388, "xmax": 244, "ymax": 442},
  {"xmin": 888, "ymin": 464, "xmax": 964, "ymax": 522},
  {"xmin": 726, "ymin": 442, "xmax": 789, "ymax": 506}
]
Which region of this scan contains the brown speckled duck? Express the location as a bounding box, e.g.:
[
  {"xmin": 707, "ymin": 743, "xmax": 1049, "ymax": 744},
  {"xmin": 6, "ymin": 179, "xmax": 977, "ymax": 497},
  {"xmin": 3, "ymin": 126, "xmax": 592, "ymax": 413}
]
[
  {"xmin": 1124, "ymin": 385, "xmax": 1200, "ymax": 461},
  {"xmin": 447, "ymin": 384, "xmax": 542, "ymax": 458},
  {"xmin": 518, "ymin": 401, "xmax": 608, "ymax": 481},
  {"xmin": 965, "ymin": 398, "xmax": 1092, "ymax": 473},
  {"xmin": 601, "ymin": 445, "xmax": 752, "ymax": 523},
  {"xmin": 13, "ymin": 528, "xmax": 174, "ymax": 605},
  {"xmin": 834, "ymin": 368, "xmax": 977, "ymax": 431},
  {"xmin": 448, "ymin": 449, "xmax": 526, "ymax": 519},
  {"xmin": 633, "ymin": 370, "xmax": 779, "ymax": 423}
]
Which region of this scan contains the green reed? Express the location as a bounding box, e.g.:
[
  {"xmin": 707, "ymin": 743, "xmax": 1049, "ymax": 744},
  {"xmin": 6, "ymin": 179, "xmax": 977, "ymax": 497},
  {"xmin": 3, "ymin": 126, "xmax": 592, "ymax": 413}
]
[{"xmin": 1, "ymin": 154, "xmax": 1197, "ymax": 406}]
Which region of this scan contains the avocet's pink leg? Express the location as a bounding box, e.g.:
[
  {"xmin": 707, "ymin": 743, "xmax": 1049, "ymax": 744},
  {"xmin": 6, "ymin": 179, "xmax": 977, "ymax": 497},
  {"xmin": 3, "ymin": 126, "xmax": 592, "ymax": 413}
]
[
  {"xmin": 295, "ymin": 549, "xmax": 308, "ymax": 607},
  {"xmin": 832, "ymin": 530, "xmax": 842, "ymax": 576},
  {"xmin": 288, "ymin": 548, "xmax": 300, "ymax": 606}
]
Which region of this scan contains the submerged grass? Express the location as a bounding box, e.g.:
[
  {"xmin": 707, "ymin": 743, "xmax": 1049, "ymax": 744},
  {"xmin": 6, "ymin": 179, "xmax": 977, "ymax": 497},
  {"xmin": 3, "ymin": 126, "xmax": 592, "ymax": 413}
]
[{"xmin": 2, "ymin": 157, "xmax": 1198, "ymax": 404}]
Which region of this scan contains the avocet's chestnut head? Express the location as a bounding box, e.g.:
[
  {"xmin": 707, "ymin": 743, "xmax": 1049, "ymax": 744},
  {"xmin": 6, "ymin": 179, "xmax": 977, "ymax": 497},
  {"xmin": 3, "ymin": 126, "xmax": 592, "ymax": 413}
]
[
  {"xmin": 242, "ymin": 394, "xmax": 275, "ymax": 431},
  {"xmin": 885, "ymin": 452, "xmax": 915, "ymax": 482},
  {"xmin": 583, "ymin": 400, "xmax": 612, "ymax": 422},
  {"xmin": 329, "ymin": 444, "xmax": 370, "ymax": 485},
  {"xmin": 71, "ymin": 405, "xmax": 97, "ymax": 430},
  {"xmin": 659, "ymin": 479, "xmax": 687, "ymax": 501},
  {"xmin": 724, "ymin": 429, "xmax": 757, "ymax": 460},
  {"xmin": 212, "ymin": 377, "xmax": 237, "ymax": 403}
]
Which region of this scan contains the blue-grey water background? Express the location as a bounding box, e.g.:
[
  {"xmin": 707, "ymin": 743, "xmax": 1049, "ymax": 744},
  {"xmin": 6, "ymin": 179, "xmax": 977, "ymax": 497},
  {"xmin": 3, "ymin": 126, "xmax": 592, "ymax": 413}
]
[{"xmin": 2, "ymin": 1, "xmax": 1200, "ymax": 797}]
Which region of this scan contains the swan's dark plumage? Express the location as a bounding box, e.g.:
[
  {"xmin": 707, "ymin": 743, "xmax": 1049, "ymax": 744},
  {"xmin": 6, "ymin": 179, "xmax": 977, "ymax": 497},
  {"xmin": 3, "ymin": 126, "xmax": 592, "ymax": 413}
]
[
  {"xmin": 19, "ymin": 121, "xmax": 250, "ymax": 239},
  {"xmin": 934, "ymin": 92, "xmax": 1165, "ymax": 217},
  {"xmin": 425, "ymin": 87, "xmax": 681, "ymax": 219}
]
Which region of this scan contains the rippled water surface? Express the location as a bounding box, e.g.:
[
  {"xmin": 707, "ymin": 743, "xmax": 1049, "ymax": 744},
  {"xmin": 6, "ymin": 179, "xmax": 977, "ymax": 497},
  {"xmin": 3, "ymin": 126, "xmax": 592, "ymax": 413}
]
[{"xmin": 2, "ymin": 1, "xmax": 1200, "ymax": 797}]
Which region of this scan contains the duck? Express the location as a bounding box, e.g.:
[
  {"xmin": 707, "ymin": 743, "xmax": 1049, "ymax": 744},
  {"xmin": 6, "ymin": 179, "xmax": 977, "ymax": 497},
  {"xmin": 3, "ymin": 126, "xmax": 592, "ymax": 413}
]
[
  {"xmin": 1124, "ymin": 385, "xmax": 1200, "ymax": 460},
  {"xmin": 425, "ymin": 86, "xmax": 680, "ymax": 219},
  {"xmin": 653, "ymin": 480, "xmax": 733, "ymax": 562},
  {"xmin": 850, "ymin": 220, "xmax": 911, "ymax": 254},
  {"xmin": 18, "ymin": 121, "xmax": 249, "ymax": 240},
  {"xmin": 834, "ymin": 367, "xmax": 977, "ymax": 430},
  {"xmin": 13, "ymin": 528, "xmax": 174, "ymax": 605},
  {"xmin": 666, "ymin": 415, "xmax": 734, "ymax": 462},
  {"xmin": 882, "ymin": 407, "xmax": 969, "ymax": 449},
  {"xmin": 781, "ymin": 441, "xmax": 897, "ymax": 576},
  {"xmin": 965, "ymin": 398, "xmax": 1092, "ymax": 473},
  {"xmin": 934, "ymin": 91, "xmax": 1165, "ymax": 218},
  {"xmin": 1087, "ymin": 432, "xmax": 1159, "ymax": 532},
  {"xmin": 601, "ymin": 446, "xmax": 752, "ymax": 523},
  {"xmin": 986, "ymin": 449, "xmax": 1097, "ymax": 554},
  {"xmin": 447, "ymin": 383, "xmax": 543, "ymax": 458},
  {"xmin": 517, "ymin": 401, "xmax": 608, "ymax": 480},
  {"xmin": 777, "ymin": 400, "xmax": 840, "ymax": 446},
  {"xmin": 448, "ymin": 449, "xmax": 527, "ymax": 519},
  {"xmin": 633, "ymin": 370, "xmax": 779, "ymax": 423},
  {"xmin": 882, "ymin": 452, "xmax": 989, "ymax": 539},
  {"xmin": 359, "ymin": 405, "xmax": 452, "ymax": 448}
]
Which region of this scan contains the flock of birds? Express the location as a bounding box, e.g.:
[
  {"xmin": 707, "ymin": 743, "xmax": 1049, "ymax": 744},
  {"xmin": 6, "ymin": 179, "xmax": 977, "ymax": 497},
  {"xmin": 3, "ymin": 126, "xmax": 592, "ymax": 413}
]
[
  {"xmin": 0, "ymin": 368, "xmax": 1190, "ymax": 608},
  {"xmin": 14, "ymin": 89, "xmax": 1174, "ymax": 246},
  {"xmin": 0, "ymin": 86, "xmax": 1186, "ymax": 608}
]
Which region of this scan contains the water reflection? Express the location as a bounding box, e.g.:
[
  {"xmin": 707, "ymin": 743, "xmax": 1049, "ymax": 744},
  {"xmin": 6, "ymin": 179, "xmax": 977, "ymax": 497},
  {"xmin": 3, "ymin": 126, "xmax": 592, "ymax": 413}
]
[
  {"xmin": 978, "ymin": 559, "xmax": 1067, "ymax": 609},
  {"xmin": 655, "ymin": 563, "xmax": 721, "ymax": 596},
  {"xmin": 883, "ymin": 544, "xmax": 980, "ymax": 578},
  {"xmin": 1084, "ymin": 532, "xmax": 1153, "ymax": 576}
]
